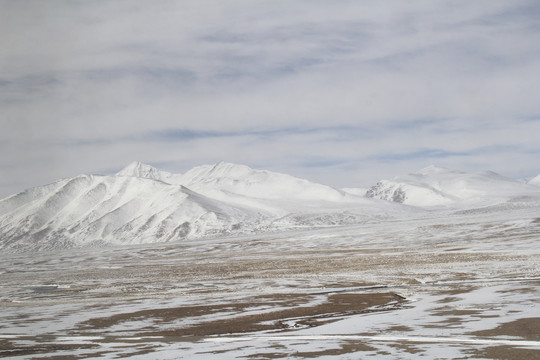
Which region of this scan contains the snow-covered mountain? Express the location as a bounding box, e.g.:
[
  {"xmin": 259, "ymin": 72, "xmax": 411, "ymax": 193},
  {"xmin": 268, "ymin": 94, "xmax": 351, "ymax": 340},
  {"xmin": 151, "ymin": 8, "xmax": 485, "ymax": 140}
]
[
  {"xmin": 2, "ymin": 162, "xmax": 539, "ymax": 252},
  {"xmin": 115, "ymin": 161, "xmax": 356, "ymax": 215},
  {"xmin": 0, "ymin": 174, "xmax": 266, "ymax": 252},
  {"xmin": 365, "ymin": 165, "xmax": 540, "ymax": 207},
  {"xmin": 0, "ymin": 162, "xmax": 398, "ymax": 252}
]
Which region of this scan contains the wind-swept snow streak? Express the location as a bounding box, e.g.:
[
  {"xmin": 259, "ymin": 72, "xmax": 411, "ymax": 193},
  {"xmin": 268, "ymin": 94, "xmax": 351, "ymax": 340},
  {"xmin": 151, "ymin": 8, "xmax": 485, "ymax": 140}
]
[{"xmin": 206, "ymin": 334, "xmax": 540, "ymax": 348}]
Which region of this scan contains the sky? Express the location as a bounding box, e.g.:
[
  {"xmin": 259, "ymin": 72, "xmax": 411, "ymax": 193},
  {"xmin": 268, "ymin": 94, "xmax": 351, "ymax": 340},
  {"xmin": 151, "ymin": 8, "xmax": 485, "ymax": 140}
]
[{"xmin": 1, "ymin": 0, "xmax": 540, "ymax": 198}]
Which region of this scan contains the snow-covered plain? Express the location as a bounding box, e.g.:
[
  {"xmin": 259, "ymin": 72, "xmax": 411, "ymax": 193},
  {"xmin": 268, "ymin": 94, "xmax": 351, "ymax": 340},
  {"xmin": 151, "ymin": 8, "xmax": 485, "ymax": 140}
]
[
  {"xmin": 1, "ymin": 205, "xmax": 539, "ymax": 358},
  {"xmin": 0, "ymin": 163, "xmax": 539, "ymax": 358}
]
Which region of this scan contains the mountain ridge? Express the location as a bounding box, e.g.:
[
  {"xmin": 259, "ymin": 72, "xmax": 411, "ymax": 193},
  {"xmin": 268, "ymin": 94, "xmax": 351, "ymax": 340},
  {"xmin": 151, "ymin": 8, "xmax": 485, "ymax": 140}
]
[
  {"xmin": 0, "ymin": 162, "xmax": 396, "ymax": 252},
  {"xmin": 2, "ymin": 162, "xmax": 540, "ymax": 252}
]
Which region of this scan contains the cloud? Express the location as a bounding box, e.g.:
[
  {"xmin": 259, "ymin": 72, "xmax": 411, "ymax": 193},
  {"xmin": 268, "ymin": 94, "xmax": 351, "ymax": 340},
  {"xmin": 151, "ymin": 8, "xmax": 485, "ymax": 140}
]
[{"xmin": 1, "ymin": 0, "xmax": 540, "ymax": 197}]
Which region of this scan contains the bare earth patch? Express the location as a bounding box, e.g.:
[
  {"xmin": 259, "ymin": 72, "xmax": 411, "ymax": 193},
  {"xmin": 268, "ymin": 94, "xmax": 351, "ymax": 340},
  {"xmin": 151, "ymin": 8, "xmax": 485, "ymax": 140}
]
[
  {"xmin": 471, "ymin": 317, "xmax": 540, "ymax": 341},
  {"xmin": 469, "ymin": 346, "xmax": 540, "ymax": 360},
  {"xmin": 78, "ymin": 292, "xmax": 405, "ymax": 337}
]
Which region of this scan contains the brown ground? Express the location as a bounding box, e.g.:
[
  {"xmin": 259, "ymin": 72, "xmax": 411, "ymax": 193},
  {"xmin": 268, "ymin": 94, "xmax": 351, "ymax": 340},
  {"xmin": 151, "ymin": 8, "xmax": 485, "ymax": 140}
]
[
  {"xmin": 0, "ymin": 343, "xmax": 97, "ymax": 359},
  {"xmin": 471, "ymin": 317, "xmax": 540, "ymax": 341},
  {"xmin": 0, "ymin": 291, "xmax": 406, "ymax": 359},
  {"xmin": 78, "ymin": 292, "xmax": 405, "ymax": 337},
  {"xmin": 470, "ymin": 346, "xmax": 540, "ymax": 360},
  {"xmin": 462, "ymin": 318, "xmax": 540, "ymax": 360}
]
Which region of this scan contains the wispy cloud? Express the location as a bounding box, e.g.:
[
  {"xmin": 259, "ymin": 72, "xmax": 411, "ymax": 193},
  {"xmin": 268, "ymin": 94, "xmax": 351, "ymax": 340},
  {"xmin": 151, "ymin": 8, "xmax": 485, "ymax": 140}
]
[{"xmin": 1, "ymin": 0, "xmax": 540, "ymax": 196}]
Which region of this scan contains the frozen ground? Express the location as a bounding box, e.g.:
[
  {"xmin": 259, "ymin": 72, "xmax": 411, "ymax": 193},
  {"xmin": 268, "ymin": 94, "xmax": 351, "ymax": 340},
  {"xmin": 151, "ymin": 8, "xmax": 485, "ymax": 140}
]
[{"xmin": 0, "ymin": 205, "xmax": 539, "ymax": 359}]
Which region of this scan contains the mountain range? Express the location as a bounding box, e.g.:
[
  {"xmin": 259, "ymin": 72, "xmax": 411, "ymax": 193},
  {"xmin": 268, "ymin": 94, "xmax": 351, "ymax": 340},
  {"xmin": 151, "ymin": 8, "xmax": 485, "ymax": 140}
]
[
  {"xmin": 1, "ymin": 162, "xmax": 539, "ymax": 252},
  {"xmin": 365, "ymin": 165, "xmax": 540, "ymax": 207}
]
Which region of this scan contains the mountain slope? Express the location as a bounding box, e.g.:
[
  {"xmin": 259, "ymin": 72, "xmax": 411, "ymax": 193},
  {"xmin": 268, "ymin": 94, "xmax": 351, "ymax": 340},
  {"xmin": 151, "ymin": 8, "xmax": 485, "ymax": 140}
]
[
  {"xmin": 366, "ymin": 165, "xmax": 540, "ymax": 207},
  {"xmin": 179, "ymin": 162, "xmax": 350, "ymax": 208}
]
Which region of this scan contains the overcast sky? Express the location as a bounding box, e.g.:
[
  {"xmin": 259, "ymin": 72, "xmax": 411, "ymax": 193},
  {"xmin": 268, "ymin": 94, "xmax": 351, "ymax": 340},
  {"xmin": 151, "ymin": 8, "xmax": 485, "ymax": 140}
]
[{"xmin": 1, "ymin": 0, "xmax": 540, "ymax": 198}]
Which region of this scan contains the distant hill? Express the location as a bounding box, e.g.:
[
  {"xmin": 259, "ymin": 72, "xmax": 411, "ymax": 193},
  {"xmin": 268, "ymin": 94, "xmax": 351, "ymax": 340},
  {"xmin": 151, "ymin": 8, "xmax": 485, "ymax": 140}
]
[{"xmin": 365, "ymin": 165, "xmax": 540, "ymax": 207}]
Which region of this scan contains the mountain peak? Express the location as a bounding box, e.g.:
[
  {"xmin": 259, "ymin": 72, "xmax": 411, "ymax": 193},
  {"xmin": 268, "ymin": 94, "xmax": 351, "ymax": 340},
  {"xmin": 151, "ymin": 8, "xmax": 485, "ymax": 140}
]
[{"xmin": 116, "ymin": 161, "xmax": 163, "ymax": 179}]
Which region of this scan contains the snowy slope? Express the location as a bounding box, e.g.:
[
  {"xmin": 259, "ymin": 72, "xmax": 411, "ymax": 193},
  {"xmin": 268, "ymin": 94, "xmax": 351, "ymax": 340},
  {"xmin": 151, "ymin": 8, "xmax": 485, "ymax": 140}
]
[
  {"xmin": 184, "ymin": 162, "xmax": 346, "ymax": 200},
  {"xmin": 366, "ymin": 165, "xmax": 540, "ymax": 207},
  {"xmin": 177, "ymin": 162, "xmax": 356, "ymax": 216}
]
